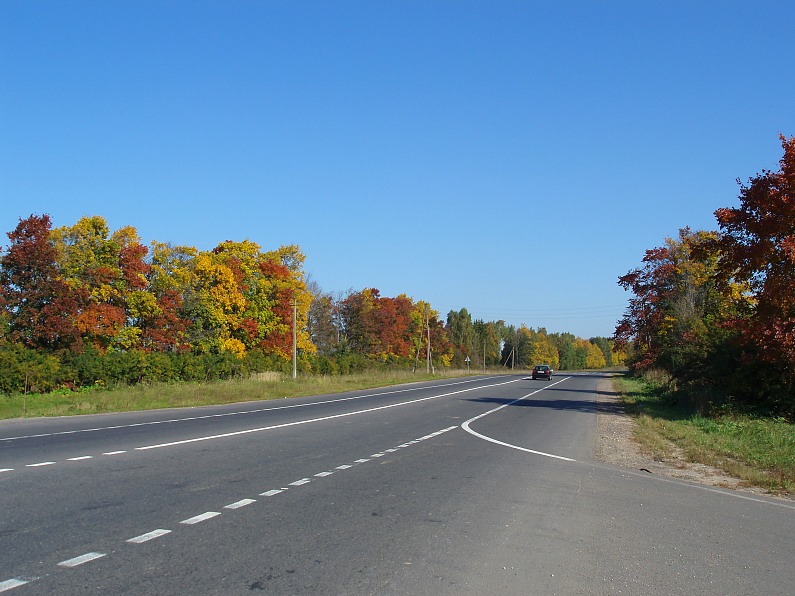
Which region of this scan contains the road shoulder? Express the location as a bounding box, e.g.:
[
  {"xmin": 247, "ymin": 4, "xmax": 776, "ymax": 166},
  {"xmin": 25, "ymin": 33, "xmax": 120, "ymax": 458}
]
[{"xmin": 593, "ymin": 375, "xmax": 791, "ymax": 500}]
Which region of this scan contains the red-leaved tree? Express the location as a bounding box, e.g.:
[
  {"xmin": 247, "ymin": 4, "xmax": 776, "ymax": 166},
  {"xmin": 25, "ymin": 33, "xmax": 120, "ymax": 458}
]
[
  {"xmin": 714, "ymin": 135, "xmax": 795, "ymax": 381},
  {"xmin": 0, "ymin": 214, "xmax": 83, "ymax": 351}
]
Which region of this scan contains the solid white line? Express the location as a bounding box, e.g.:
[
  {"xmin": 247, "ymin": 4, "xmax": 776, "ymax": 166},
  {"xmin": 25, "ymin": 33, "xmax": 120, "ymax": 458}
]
[
  {"xmin": 67, "ymin": 456, "xmax": 93, "ymax": 461},
  {"xmin": 127, "ymin": 529, "xmax": 171, "ymax": 543},
  {"xmin": 26, "ymin": 462, "xmax": 55, "ymax": 467},
  {"xmin": 0, "ymin": 376, "xmax": 497, "ymax": 443},
  {"xmin": 58, "ymin": 552, "xmax": 106, "ymax": 567},
  {"xmin": 0, "ymin": 578, "xmax": 31, "ymax": 592},
  {"xmin": 461, "ymin": 377, "xmax": 576, "ymax": 462},
  {"xmin": 134, "ymin": 378, "xmax": 520, "ymax": 452},
  {"xmin": 181, "ymin": 512, "xmax": 221, "ymax": 525},
  {"xmin": 225, "ymin": 498, "xmax": 256, "ymax": 509},
  {"xmin": 260, "ymin": 489, "xmax": 283, "ymax": 496}
]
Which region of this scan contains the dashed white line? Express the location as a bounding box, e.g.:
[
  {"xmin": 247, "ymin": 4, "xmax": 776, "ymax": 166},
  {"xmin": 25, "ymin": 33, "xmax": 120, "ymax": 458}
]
[
  {"xmin": 26, "ymin": 462, "xmax": 55, "ymax": 468},
  {"xmin": 181, "ymin": 512, "xmax": 221, "ymax": 525},
  {"xmin": 225, "ymin": 499, "xmax": 256, "ymax": 509},
  {"xmin": 3, "ymin": 424, "xmax": 463, "ymax": 592},
  {"xmin": 58, "ymin": 552, "xmax": 106, "ymax": 567},
  {"xmin": 0, "ymin": 578, "xmax": 32, "ymax": 592},
  {"xmin": 127, "ymin": 529, "xmax": 171, "ymax": 544}
]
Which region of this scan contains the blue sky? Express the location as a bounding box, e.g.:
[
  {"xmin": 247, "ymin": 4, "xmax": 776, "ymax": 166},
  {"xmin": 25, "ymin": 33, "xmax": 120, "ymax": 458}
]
[{"xmin": 2, "ymin": 1, "xmax": 793, "ymax": 339}]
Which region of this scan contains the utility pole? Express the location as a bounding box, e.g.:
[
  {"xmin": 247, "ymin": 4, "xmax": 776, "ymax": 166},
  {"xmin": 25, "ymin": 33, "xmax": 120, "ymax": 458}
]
[
  {"xmin": 292, "ymin": 295, "xmax": 297, "ymax": 380},
  {"xmin": 425, "ymin": 304, "xmax": 431, "ymax": 374}
]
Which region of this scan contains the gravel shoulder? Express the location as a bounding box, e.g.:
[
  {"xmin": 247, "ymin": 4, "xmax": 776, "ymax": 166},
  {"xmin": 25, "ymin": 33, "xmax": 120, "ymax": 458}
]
[{"xmin": 592, "ymin": 375, "xmax": 793, "ymax": 501}]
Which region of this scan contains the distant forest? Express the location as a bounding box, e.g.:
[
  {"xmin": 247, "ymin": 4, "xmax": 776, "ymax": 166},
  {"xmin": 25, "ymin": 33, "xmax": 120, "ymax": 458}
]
[{"xmin": 0, "ymin": 213, "xmax": 619, "ymax": 395}]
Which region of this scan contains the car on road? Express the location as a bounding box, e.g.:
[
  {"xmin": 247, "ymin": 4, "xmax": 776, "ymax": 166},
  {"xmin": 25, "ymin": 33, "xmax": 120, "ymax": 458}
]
[{"xmin": 531, "ymin": 364, "xmax": 553, "ymax": 380}]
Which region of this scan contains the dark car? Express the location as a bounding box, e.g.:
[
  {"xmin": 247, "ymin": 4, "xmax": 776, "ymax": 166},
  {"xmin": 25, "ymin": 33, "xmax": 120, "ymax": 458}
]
[{"xmin": 531, "ymin": 364, "xmax": 553, "ymax": 380}]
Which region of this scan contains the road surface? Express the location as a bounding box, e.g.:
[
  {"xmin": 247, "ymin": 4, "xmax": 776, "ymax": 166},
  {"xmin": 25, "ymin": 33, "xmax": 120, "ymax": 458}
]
[{"xmin": 1, "ymin": 373, "xmax": 793, "ymax": 594}]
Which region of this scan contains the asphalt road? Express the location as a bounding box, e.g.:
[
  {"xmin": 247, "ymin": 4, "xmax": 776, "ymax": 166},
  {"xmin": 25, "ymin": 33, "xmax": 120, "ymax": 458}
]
[{"xmin": 1, "ymin": 373, "xmax": 793, "ymax": 594}]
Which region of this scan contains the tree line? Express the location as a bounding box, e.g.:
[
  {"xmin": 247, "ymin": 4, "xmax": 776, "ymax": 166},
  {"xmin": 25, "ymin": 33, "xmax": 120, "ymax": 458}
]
[
  {"xmin": 615, "ymin": 135, "xmax": 794, "ymax": 418},
  {"xmin": 0, "ymin": 214, "xmax": 618, "ymax": 395}
]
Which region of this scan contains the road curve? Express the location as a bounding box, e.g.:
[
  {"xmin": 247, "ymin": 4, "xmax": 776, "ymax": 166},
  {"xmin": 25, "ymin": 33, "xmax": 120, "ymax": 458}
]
[{"xmin": 1, "ymin": 373, "xmax": 792, "ymax": 594}]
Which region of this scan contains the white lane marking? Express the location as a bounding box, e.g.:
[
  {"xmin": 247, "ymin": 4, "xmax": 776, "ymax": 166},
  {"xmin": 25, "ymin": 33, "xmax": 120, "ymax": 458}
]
[
  {"xmin": 461, "ymin": 377, "xmax": 576, "ymax": 462},
  {"xmin": 67, "ymin": 456, "xmax": 93, "ymax": 461},
  {"xmin": 58, "ymin": 552, "xmax": 106, "ymax": 567},
  {"xmin": 260, "ymin": 489, "xmax": 283, "ymax": 496},
  {"xmin": 181, "ymin": 512, "xmax": 221, "ymax": 525},
  {"xmin": 5, "ymin": 424, "xmax": 463, "ymax": 589},
  {"xmin": 0, "ymin": 578, "xmax": 33, "ymax": 592},
  {"xmin": 127, "ymin": 529, "xmax": 171, "ymax": 543},
  {"xmin": 224, "ymin": 498, "xmax": 256, "ymax": 509},
  {"xmin": 103, "ymin": 451, "xmax": 126, "ymax": 455},
  {"xmin": 134, "ymin": 377, "xmax": 519, "ymax": 452},
  {"xmin": 354, "ymin": 459, "xmax": 370, "ymax": 464},
  {"xmin": 0, "ymin": 469, "xmax": 13, "ymax": 473},
  {"xmin": 0, "ymin": 376, "xmax": 499, "ymax": 443},
  {"xmin": 26, "ymin": 462, "xmax": 55, "ymax": 467}
]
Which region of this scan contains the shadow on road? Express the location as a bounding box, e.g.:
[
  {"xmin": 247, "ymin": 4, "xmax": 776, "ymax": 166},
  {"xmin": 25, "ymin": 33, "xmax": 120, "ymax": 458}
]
[{"xmin": 465, "ymin": 395, "xmax": 625, "ymax": 415}]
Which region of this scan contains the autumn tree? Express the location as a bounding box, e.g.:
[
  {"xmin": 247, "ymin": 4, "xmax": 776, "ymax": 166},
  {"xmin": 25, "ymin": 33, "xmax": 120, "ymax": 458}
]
[
  {"xmin": 50, "ymin": 216, "xmax": 150, "ymax": 352},
  {"xmin": 0, "ymin": 214, "xmax": 82, "ymax": 351},
  {"xmin": 186, "ymin": 240, "xmax": 314, "ymax": 360},
  {"xmin": 615, "ymin": 228, "xmax": 730, "ymax": 377},
  {"xmin": 340, "ymin": 289, "xmax": 415, "ymax": 360},
  {"xmin": 143, "ymin": 241, "xmax": 196, "ymax": 352},
  {"xmin": 713, "ymin": 135, "xmax": 795, "ymax": 381}
]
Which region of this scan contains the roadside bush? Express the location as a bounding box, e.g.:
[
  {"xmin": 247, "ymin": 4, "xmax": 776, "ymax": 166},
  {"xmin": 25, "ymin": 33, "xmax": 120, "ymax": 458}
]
[{"xmin": 0, "ymin": 342, "xmax": 62, "ymax": 394}]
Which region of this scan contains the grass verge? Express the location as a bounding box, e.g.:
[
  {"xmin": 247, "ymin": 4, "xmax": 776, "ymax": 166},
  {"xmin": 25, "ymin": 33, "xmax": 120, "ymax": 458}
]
[
  {"xmin": 0, "ymin": 368, "xmax": 478, "ymax": 420},
  {"xmin": 613, "ymin": 373, "xmax": 795, "ymax": 495}
]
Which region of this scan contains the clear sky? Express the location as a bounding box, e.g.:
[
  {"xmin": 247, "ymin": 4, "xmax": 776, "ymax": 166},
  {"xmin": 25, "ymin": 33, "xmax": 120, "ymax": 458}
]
[{"xmin": 2, "ymin": 1, "xmax": 793, "ymax": 339}]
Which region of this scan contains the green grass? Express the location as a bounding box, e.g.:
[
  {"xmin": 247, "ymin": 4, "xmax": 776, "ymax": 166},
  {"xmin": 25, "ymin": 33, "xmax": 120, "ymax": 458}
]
[
  {"xmin": 613, "ymin": 374, "xmax": 795, "ymax": 495},
  {"xmin": 0, "ymin": 368, "xmax": 480, "ymax": 420}
]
